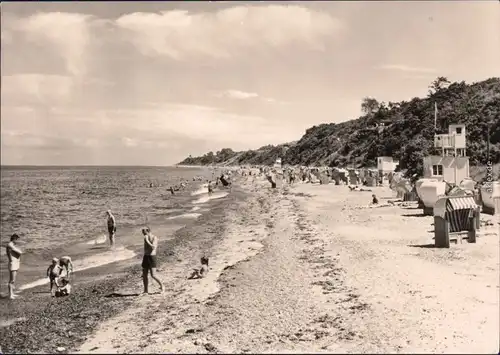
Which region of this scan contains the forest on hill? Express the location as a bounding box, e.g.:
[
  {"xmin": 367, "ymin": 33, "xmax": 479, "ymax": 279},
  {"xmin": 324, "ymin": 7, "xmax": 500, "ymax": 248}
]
[{"xmin": 178, "ymin": 77, "xmax": 500, "ymax": 178}]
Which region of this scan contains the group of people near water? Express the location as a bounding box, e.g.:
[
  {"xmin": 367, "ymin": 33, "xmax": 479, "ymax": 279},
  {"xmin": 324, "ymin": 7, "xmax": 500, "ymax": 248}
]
[
  {"xmin": 4, "ymin": 210, "xmax": 117, "ymax": 300},
  {"xmin": 5, "ymin": 234, "xmax": 74, "ymax": 300},
  {"xmin": 4, "ymin": 209, "xmax": 166, "ymax": 299},
  {"xmin": 4, "ymin": 172, "xmax": 230, "ymax": 301}
]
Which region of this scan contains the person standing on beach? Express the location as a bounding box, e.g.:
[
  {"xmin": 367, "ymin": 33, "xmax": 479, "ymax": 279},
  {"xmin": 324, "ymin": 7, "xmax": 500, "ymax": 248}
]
[
  {"xmin": 47, "ymin": 258, "xmax": 63, "ymax": 296},
  {"xmin": 60, "ymin": 255, "xmax": 74, "ymax": 280},
  {"xmin": 141, "ymin": 227, "xmax": 164, "ymax": 295},
  {"xmin": 6, "ymin": 234, "xmax": 22, "ymax": 300},
  {"xmin": 106, "ymin": 210, "xmax": 117, "ymax": 247}
]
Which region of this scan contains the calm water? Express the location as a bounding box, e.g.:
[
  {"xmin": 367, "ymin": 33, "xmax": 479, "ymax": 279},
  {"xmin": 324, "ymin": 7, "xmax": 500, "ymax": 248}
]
[{"xmin": 0, "ymin": 166, "xmax": 211, "ymax": 251}]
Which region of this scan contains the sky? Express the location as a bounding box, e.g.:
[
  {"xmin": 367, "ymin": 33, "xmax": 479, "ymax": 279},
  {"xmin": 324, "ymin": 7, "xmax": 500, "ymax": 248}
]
[{"xmin": 1, "ymin": 1, "xmax": 499, "ymax": 166}]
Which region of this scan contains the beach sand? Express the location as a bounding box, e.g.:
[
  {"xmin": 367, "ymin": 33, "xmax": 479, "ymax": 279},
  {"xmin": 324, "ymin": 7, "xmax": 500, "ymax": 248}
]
[{"xmin": 72, "ymin": 178, "xmax": 499, "ymax": 354}]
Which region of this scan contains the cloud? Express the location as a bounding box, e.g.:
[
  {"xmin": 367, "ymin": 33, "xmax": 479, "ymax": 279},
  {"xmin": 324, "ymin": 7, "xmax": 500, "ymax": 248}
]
[
  {"xmin": 1, "ymin": 102, "xmax": 298, "ymax": 158},
  {"xmin": 114, "ymin": 5, "xmax": 342, "ymax": 59},
  {"xmin": 215, "ymin": 89, "xmax": 259, "ymax": 100},
  {"xmin": 377, "ymin": 64, "xmax": 437, "ymax": 74},
  {"xmin": 214, "ymin": 89, "xmax": 287, "ymax": 104},
  {"xmin": 1, "ymin": 29, "xmax": 13, "ymax": 45},
  {"xmin": 2, "ymin": 74, "xmax": 74, "ymax": 104},
  {"xmin": 101, "ymin": 103, "xmax": 297, "ymax": 147},
  {"xmin": 12, "ymin": 12, "xmax": 104, "ymax": 78},
  {"xmin": 1, "ymin": 130, "xmax": 79, "ymax": 150}
]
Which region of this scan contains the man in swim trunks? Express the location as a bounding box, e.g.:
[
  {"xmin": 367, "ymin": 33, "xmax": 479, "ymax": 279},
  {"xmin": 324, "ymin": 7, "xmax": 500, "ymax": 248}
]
[
  {"xmin": 6, "ymin": 234, "xmax": 22, "ymax": 300},
  {"xmin": 207, "ymin": 180, "xmax": 214, "ymax": 195},
  {"xmin": 141, "ymin": 227, "xmax": 164, "ymax": 295},
  {"xmin": 59, "ymin": 255, "xmax": 74, "ymax": 280},
  {"xmin": 106, "ymin": 210, "xmax": 117, "ymax": 247}
]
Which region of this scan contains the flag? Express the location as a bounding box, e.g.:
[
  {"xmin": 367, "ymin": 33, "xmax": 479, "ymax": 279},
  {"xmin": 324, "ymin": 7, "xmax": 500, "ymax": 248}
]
[{"xmin": 434, "ymin": 102, "xmax": 438, "ymax": 131}]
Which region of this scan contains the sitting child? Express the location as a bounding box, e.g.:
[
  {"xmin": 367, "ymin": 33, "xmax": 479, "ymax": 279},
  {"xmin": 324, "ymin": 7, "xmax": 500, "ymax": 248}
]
[
  {"xmin": 372, "ymin": 194, "xmax": 379, "ymax": 204},
  {"xmin": 188, "ymin": 256, "xmax": 209, "ymax": 279},
  {"xmin": 55, "ymin": 278, "xmax": 72, "ymax": 297},
  {"xmin": 47, "ymin": 258, "xmax": 63, "ymax": 297}
]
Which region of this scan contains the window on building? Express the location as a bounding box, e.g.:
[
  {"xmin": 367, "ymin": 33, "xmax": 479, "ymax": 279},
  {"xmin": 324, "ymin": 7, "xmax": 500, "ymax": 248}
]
[
  {"xmin": 456, "ymin": 127, "xmax": 462, "ymax": 134},
  {"xmin": 432, "ymin": 164, "xmax": 443, "ymax": 176}
]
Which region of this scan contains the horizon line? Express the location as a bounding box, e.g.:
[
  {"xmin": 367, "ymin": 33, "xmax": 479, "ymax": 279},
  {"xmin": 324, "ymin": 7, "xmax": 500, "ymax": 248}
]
[{"xmin": 0, "ymin": 164, "xmax": 181, "ymax": 168}]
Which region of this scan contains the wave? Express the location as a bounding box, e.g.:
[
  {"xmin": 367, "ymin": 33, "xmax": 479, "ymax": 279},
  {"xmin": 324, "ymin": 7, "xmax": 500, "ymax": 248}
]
[
  {"xmin": 190, "ymin": 184, "xmax": 209, "ymax": 196},
  {"xmin": 192, "ymin": 191, "xmax": 229, "ymax": 204},
  {"xmin": 167, "ymin": 213, "xmax": 202, "ymax": 220},
  {"xmin": 86, "ymin": 234, "xmax": 108, "ymax": 245}
]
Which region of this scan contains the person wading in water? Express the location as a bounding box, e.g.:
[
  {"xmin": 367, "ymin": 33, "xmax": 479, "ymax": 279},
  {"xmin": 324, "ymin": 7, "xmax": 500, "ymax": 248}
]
[{"xmin": 106, "ymin": 210, "xmax": 117, "ymax": 247}]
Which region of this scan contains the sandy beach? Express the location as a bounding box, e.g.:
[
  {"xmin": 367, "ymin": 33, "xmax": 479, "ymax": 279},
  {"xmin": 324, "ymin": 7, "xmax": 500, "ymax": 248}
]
[{"xmin": 70, "ymin": 177, "xmax": 499, "ymax": 354}]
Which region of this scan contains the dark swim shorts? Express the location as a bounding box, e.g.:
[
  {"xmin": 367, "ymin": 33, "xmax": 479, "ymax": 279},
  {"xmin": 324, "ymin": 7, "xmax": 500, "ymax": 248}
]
[
  {"xmin": 142, "ymin": 255, "xmax": 158, "ymax": 269},
  {"xmin": 108, "ymin": 226, "xmax": 117, "ymax": 234}
]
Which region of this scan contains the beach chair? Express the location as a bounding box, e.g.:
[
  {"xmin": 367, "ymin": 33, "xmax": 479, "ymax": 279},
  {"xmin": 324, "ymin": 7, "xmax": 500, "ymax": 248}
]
[
  {"xmin": 433, "ymin": 195, "xmax": 479, "ymax": 248},
  {"xmin": 403, "ymin": 186, "xmax": 419, "ymax": 202}
]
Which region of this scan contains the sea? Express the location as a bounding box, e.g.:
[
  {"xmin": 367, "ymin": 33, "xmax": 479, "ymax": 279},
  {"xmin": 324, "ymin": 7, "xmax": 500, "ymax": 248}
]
[{"xmin": 0, "ymin": 165, "xmax": 228, "ymax": 294}]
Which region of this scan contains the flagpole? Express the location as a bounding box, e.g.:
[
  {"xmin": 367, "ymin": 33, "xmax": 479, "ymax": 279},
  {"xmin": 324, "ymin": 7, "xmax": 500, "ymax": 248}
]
[{"xmin": 434, "ymin": 102, "xmax": 438, "ymax": 133}]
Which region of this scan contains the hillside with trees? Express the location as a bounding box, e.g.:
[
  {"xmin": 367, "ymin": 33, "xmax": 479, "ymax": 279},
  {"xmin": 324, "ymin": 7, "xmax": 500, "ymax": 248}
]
[{"xmin": 178, "ymin": 77, "xmax": 500, "ymax": 178}]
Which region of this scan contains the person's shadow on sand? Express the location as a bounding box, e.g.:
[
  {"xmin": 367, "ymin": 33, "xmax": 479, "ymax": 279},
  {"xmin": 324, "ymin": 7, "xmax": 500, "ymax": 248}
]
[{"xmin": 105, "ymin": 291, "xmax": 162, "ymax": 298}]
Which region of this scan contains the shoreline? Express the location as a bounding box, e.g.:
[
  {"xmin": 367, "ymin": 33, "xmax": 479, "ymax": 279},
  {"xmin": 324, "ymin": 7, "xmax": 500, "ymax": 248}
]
[{"xmin": 0, "ymin": 182, "xmax": 239, "ymax": 354}]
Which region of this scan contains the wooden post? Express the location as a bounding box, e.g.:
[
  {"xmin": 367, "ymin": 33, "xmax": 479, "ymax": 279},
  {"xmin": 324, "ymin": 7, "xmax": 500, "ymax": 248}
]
[
  {"xmin": 468, "ymin": 211, "xmax": 477, "ymax": 243},
  {"xmin": 434, "ymin": 216, "xmax": 450, "ymax": 248},
  {"xmin": 475, "ymin": 207, "xmax": 481, "ymax": 230}
]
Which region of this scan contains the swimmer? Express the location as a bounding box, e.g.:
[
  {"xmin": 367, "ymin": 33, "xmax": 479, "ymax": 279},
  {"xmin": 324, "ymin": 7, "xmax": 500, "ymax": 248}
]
[
  {"xmin": 106, "ymin": 210, "xmax": 117, "ymax": 247},
  {"xmin": 47, "ymin": 257, "xmax": 63, "ymax": 296},
  {"xmin": 207, "ymin": 180, "xmax": 214, "ymax": 195},
  {"xmin": 6, "ymin": 234, "xmax": 22, "ymax": 300}
]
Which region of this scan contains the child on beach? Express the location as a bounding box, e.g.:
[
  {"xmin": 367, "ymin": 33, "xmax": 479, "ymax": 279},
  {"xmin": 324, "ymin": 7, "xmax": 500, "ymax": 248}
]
[
  {"xmin": 47, "ymin": 258, "xmax": 63, "ymax": 296},
  {"xmin": 372, "ymin": 194, "xmax": 379, "ymax": 205},
  {"xmin": 55, "ymin": 278, "xmax": 72, "ymax": 297},
  {"xmin": 188, "ymin": 256, "xmax": 209, "ymax": 279}
]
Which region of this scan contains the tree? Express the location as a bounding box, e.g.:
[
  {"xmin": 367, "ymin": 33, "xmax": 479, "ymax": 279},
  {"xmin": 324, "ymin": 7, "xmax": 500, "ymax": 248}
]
[
  {"xmin": 428, "ymin": 76, "xmax": 451, "ymax": 96},
  {"xmin": 361, "ymin": 97, "xmax": 380, "ymax": 116}
]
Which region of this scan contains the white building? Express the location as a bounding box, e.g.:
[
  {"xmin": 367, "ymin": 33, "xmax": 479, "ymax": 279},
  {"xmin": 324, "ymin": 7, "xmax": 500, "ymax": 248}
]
[
  {"xmin": 377, "ymin": 156, "xmax": 398, "ymax": 173},
  {"xmin": 423, "ymin": 156, "xmax": 470, "ymax": 185},
  {"xmin": 423, "ymin": 123, "xmax": 470, "ymax": 185}
]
